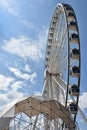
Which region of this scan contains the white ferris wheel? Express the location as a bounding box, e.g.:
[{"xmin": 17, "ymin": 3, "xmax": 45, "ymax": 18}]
[
  {"xmin": 0, "ymin": 3, "xmax": 87, "ymax": 130},
  {"xmin": 43, "ymin": 3, "xmax": 80, "ymax": 129}
]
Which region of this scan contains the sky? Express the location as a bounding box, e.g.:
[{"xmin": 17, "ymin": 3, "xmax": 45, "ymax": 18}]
[{"xmin": 0, "ymin": 0, "xmax": 87, "ymax": 129}]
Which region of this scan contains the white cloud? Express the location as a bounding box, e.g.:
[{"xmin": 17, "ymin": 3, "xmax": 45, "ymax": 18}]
[
  {"xmin": 0, "ymin": 74, "xmax": 23, "ymax": 111},
  {"xmin": 10, "ymin": 81, "xmax": 23, "ymax": 91},
  {"xmin": 19, "ymin": 18, "xmax": 36, "ymax": 30},
  {"xmin": 0, "ymin": 74, "xmax": 14, "ymax": 90},
  {"xmin": 0, "ymin": 89, "xmax": 23, "ymax": 111},
  {"xmin": 79, "ymin": 92, "xmax": 87, "ymax": 110},
  {"xmin": 4, "ymin": 37, "xmax": 40, "ymax": 61},
  {"xmin": 0, "ymin": 0, "xmax": 18, "ymax": 16},
  {"xmin": 0, "ymin": 69, "xmax": 37, "ymax": 111},
  {"xmin": 29, "ymin": 72, "xmax": 37, "ymax": 84},
  {"xmin": 0, "ymin": 93, "xmax": 9, "ymax": 106},
  {"xmin": 24, "ymin": 64, "xmax": 31, "ymax": 72},
  {"xmin": 6, "ymin": 89, "xmax": 23, "ymax": 101},
  {"xmin": 2, "ymin": 32, "xmax": 47, "ymax": 62},
  {"xmin": 0, "ymin": 0, "xmax": 36, "ymax": 30},
  {"xmin": 9, "ymin": 67, "xmax": 29, "ymax": 80},
  {"xmin": 9, "ymin": 67, "xmax": 37, "ymax": 84}
]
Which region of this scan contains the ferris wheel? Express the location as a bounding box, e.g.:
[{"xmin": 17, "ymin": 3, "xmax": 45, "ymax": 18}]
[
  {"xmin": 43, "ymin": 3, "xmax": 81, "ymax": 129},
  {"xmin": 43, "ymin": 2, "xmax": 80, "ymax": 121},
  {"xmin": 0, "ymin": 3, "xmax": 85, "ymax": 130}
]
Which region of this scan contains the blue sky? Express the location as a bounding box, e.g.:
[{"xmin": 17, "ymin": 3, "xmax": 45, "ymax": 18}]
[{"xmin": 0, "ymin": 0, "xmax": 87, "ymax": 129}]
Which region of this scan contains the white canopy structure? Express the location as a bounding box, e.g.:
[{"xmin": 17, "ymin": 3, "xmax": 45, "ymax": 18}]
[{"xmin": 0, "ymin": 95, "xmax": 75, "ymax": 130}]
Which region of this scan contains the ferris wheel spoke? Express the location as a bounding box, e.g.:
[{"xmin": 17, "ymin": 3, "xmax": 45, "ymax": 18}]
[
  {"xmin": 50, "ymin": 29, "xmax": 68, "ymax": 72},
  {"xmin": 56, "ymin": 65, "xmax": 68, "ymax": 77},
  {"xmin": 50, "ymin": 14, "xmax": 65, "ymax": 55},
  {"xmin": 52, "ymin": 76, "xmax": 66, "ymax": 105},
  {"xmin": 56, "ymin": 56, "xmax": 79, "ymax": 75},
  {"xmin": 54, "ymin": 13, "xmax": 64, "ymax": 38},
  {"xmin": 52, "ymin": 52, "xmax": 68, "ymax": 73},
  {"xmin": 53, "ymin": 27, "xmax": 67, "ymax": 56},
  {"xmin": 52, "ymin": 76, "xmax": 67, "ymax": 90}
]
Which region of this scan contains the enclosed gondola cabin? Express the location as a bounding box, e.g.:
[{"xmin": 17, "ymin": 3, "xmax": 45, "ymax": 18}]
[
  {"xmin": 70, "ymin": 33, "xmax": 79, "ymax": 43},
  {"xmin": 68, "ymin": 103, "xmax": 78, "ymax": 114},
  {"xmin": 69, "ymin": 84, "xmax": 79, "ymax": 96},
  {"xmin": 70, "ymin": 48, "xmax": 80, "ymax": 59},
  {"xmin": 69, "ymin": 21, "xmax": 77, "ymax": 31},
  {"xmin": 67, "ymin": 12, "xmax": 75, "ymax": 21},
  {"xmin": 70, "ymin": 66, "xmax": 80, "ymax": 77}
]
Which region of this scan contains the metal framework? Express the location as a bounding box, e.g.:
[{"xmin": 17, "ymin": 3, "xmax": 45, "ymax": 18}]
[
  {"xmin": 0, "ymin": 95, "xmax": 75, "ymax": 130},
  {"xmin": 1, "ymin": 3, "xmax": 87, "ymax": 130}
]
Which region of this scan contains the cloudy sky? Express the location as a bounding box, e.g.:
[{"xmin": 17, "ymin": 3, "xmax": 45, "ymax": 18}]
[{"xmin": 0, "ymin": 0, "xmax": 87, "ymax": 129}]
